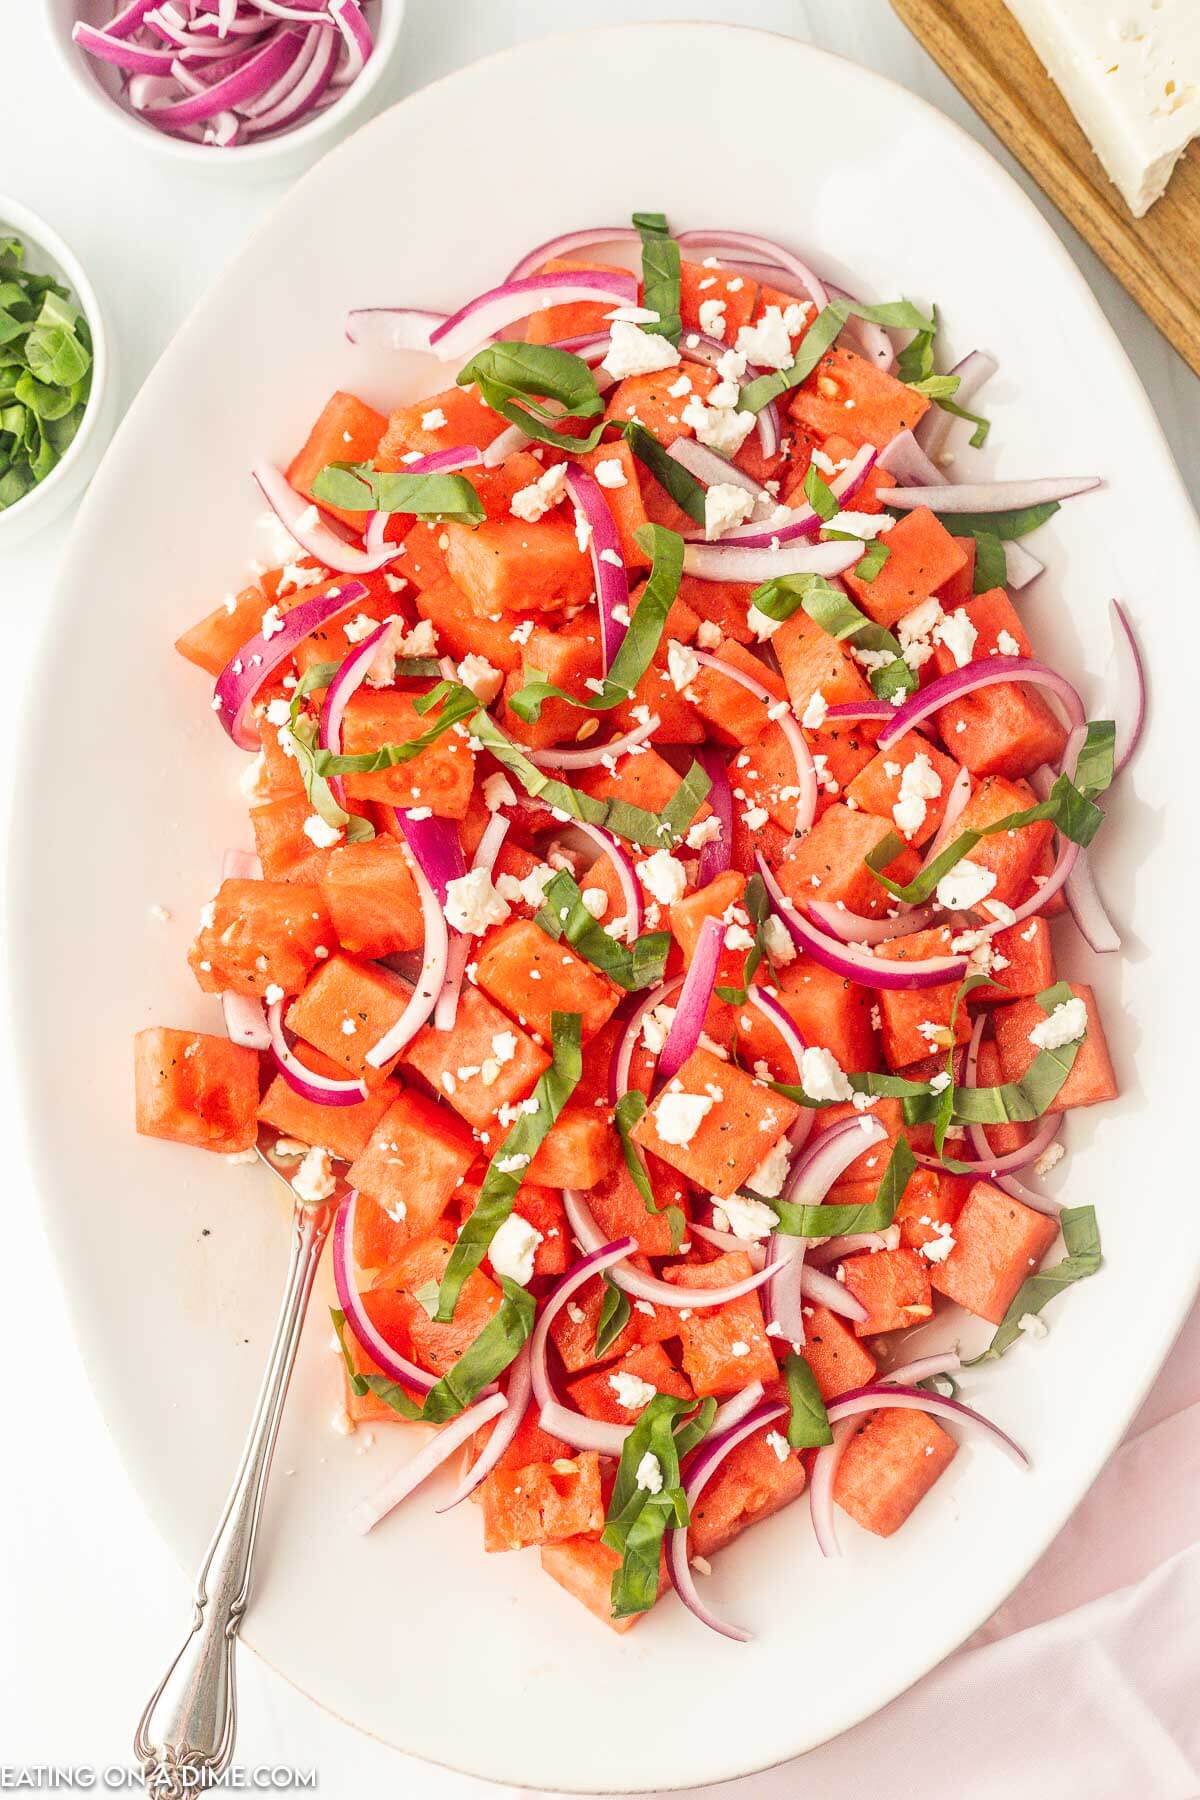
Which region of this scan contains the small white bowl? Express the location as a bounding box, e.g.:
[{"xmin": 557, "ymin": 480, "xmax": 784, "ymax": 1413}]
[
  {"xmin": 0, "ymin": 194, "xmax": 117, "ymax": 551},
  {"xmin": 47, "ymin": 0, "xmax": 405, "ymax": 182}
]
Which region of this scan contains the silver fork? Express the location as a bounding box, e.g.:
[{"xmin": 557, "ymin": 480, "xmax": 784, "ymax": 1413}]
[{"xmin": 134, "ymin": 1137, "xmax": 342, "ymax": 1796}]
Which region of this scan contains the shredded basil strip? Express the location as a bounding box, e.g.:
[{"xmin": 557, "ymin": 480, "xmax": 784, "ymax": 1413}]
[
  {"xmin": 330, "ymin": 1285, "xmax": 536, "ymax": 1425},
  {"xmin": 471, "ymin": 709, "xmax": 711, "ymax": 848},
  {"xmin": 535, "ymin": 868, "xmax": 670, "ymax": 991},
  {"xmin": 973, "ymin": 530, "xmax": 1007, "ymax": 592},
  {"xmin": 622, "ymin": 420, "xmax": 707, "ymax": 525},
  {"xmin": 715, "ymin": 872, "xmax": 774, "ymax": 1003},
  {"xmin": 436, "ymin": 1012, "xmax": 583, "ymax": 1322},
  {"xmin": 771, "ymin": 1135, "xmax": 916, "ymax": 1236},
  {"xmin": 740, "ymin": 298, "xmax": 935, "ymax": 415},
  {"xmin": 865, "ymin": 721, "xmax": 1116, "ymax": 906},
  {"xmin": 851, "ymin": 539, "xmax": 892, "ymax": 584},
  {"xmin": 614, "ymin": 1089, "xmax": 686, "ymax": 1250},
  {"xmin": 784, "ymin": 1353, "xmax": 833, "ymax": 1448},
  {"xmin": 803, "ymin": 464, "xmax": 839, "ymax": 522},
  {"xmin": 603, "ymin": 1394, "xmax": 697, "ymax": 1617},
  {"xmin": 312, "ymin": 462, "xmax": 486, "ymax": 524},
  {"xmin": 595, "ymin": 1277, "xmax": 633, "ymax": 1357},
  {"xmin": 632, "ymin": 210, "xmax": 682, "ymax": 343},
  {"xmin": 895, "ymin": 305, "xmax": 990, "ymax": 447},
  {"xmin": 926, "ymin": 500, "xmax": 1061, "ymax": 542},
  {"xmin": 751, "ymin": 571, "xmax": 916, "ymax": 701},
  {"xmin": 458, "ymin": 341, "xmax": 609, "ymax": 452},
  {"xmin": 965, "ymin": 1205, "xmax": 1102, "ymax": 1364},
  {"xmin": 508, "ymin": 523, "xmax": 684, "ymax": 721}
]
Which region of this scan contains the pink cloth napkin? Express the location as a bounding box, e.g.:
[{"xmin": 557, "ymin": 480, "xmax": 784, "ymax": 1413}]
[{"xmin": 538, "ymin": 1302, "xmax": 1200, "ymax": 1800}]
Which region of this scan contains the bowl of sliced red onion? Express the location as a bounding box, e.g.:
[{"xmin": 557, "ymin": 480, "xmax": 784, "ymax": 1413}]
[{"xmin": 51, "ymin": 0, "xmax": 402, "ymax": 175}]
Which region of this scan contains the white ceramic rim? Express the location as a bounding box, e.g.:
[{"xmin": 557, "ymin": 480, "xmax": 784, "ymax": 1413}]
[
  {"xmin": 0, "ymin": 191, "xmax": 112, "ymax": 542},
  {"xmin": 48, "ymin": 0, "xmax": 404, "ymax": 169},
  {"xmin": 14, "ymin": 20, "xmax": 1200, "ymax": 1791}
]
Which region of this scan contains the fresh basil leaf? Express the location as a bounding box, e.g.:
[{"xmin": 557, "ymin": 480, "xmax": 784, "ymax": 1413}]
[
  {"xmin": 771, "ymin": 1134, "xmax": 916, "ymax": 1235},
  {"xmin": 284, "ymin": 713, "xmax": 354, "ymax": 834},
  {"xmin": 459, "ymin": 341, "xmax": 608, "ymax": 452},
  {"xmin": 972, "ymin": 530, "xmax": 1007, "ymax": 592},
  {"xmin": 423, "ymin": 1278, "xmax": 537, "ymax": 1422},
  {"xmin": 803, "ymin": 463, "xmax": 839, "ymax": 522},
  {"xmin": 603, "ymin": 1393, "xmax": 694, "ymax": 1617},
  {"xmin": 471, "ymin": 708, "xmax": 711, "ymax": 848},
  {"xmin": 936, "ymin": 395, "xmax": 991, "ymax": 448},
  {"xmin": 313, "ymin": 462, "xmax": 486, "ymax": 524},
  {"xmin": 412, "ymin": 1279, "xmax": 441, "ymax": 1320},
  {"xmin": 614, "ymin": 1090, "xmax": 686, "ymax": 1250},
  {"xmin": 906, "ymin": 374, "xmax": 961, "ymax": 401},
  {"xmin": 632, "ymin": 210, "xmax": 682, "ymax": 343},
  {"xmin": 0, "ymin": 242, "xmax": 92, "ymax": 510},
  {"xmin": 1073, "ymin": 718, "xmax": 1115, "ymax": 798},
  {"xmin": 535, "ymin": 868, "xmax": 670, "ymax": 991},
  {"xmin": 622, "ymin": 420, "xmax": 706, "ymax": 525},
  {"xmin": 927, "ymin": 501, "xmax": 1060, "ymax": 542},
  {"xmin": 784, "ymin": 1352, "xmax": 833, "ymax": 1448},
  {"xmin": 673, "ymin": 1396, "xmax": 718, "ymax": 1458},
  {"xmin": 852, "ymin": 539, "xmax": 892, "ymax": 584},
  {"xmin": 509, "ymin": 523, "xmax": 684, "ymax": 721},
  {"xmin": 329, "ymin": 1307, "xmax": 423, "ymax": 1420},
  {"xmin": 595, "ymin": 1277, "xmax": 633, "ymax": 1357},
  {"xmin": 896, "ymin": 305, "xmax": 937, "ymax": 385},
  {"xmin": 865, "ymin": 726, "xmax": 1116, "ymax": 905},
  {"xmin": 437, "ymin": 1013, "xmax": 583, "ymax": 1322},
  {"xmin": 309, "ymin": 680, "xmax": 483, "ymax": 781},
  {"xmin": 965, "ymin": 1206, "xmax": 1101, "ymax": 1364},
  {"xmin": 740, "ymin": 298, "xmax": 935, "ymax": 414},
  {"xmin": 714, "ymin": 871, "xmax": 772, "ymax": 1004}
]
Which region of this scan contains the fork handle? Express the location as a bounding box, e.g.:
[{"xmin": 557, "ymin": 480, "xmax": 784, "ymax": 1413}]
[{"xmin": 134, "ymin": 1200, "xmax": 331, "ymax": 1796}]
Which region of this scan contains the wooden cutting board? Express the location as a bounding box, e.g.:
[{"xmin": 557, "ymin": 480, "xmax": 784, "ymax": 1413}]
[{"xmin": 891, "ymin": 0, "xmax": 1200, "ymax": 376}]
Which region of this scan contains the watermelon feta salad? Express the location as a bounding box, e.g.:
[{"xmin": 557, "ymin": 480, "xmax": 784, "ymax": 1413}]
[{"xmin": 134, "ymin": 215, "xmax": 1146, "ymax": 1640}]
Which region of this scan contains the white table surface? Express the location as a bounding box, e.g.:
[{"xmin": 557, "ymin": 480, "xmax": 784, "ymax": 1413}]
[{"xmin": 2, "ymin": 3, "xmax": 1196, "ymax": 1795}]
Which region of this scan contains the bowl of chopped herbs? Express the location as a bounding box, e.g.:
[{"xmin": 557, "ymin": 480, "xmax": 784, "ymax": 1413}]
[{"xmin": 0, "ymin": 195, "xmax": 115, "ymax": 546}]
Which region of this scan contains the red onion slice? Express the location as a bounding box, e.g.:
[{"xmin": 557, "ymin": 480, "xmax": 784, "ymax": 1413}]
[
  {"xmin": 956, "ymin": 1014, "xmax": 1062, "ymax": 1215},
  {"xmin": 744, "ymin": 984, "xmax": 813, "ymax": 1160},
  {"xmin": 331, "ymin": 1192, "xmax": 439, "ymax": 1394},
  {"xmin": 656, "ymin": 915, "xmax": 723, "ymax": 1087},
  {"xmin": 223, "ymin": 991, "xmax": 271, "ymax": 1051},
  {"xmin": 1004, "ymin": 540, "xmax": 1044, "ymax": 589},
  {"xmin": 668, "ymin": 438, "xmax": 772, "ymax": 505},
  {"xmin": 692, "ymin": 650, "xmax": 816, "ymax": 832},
  {"xmin": 1064, "ymin": 848, "xmax": 1121, "ymax": 955},
  {"xmin": 687, "ymin": 1222, "xmax": 872, "ymax": 1326},
  {"xmin": 530, "ymin": 1238, "xmax": 639, "ymax": 1457},
  {"xmin": 781, "ymin": 1113, "xmax": 888, "ymax": 1212},
  {"xmin": 427, "ymin": 271, "xmax": 637, "ymax": 362},
  {"xmin": 607, "ymin": 976, "xmax": 683, "ymax": 1105},
  {"xmin": 328, "ymin": 0, "xmax": 371, "ymax": 84},
  {"xmin": 140, "ymin": 25, "xmax": 302, "ymax": 123},
  {"xmin": 344, "ymin": 307, "xmax": 449, "ymax": 351},
  {"xmin": 809, "ymin": 899, "xmax": 940, "ymax": 946},
  {"xmin": 563, "ymin": 464, "xmax": 629, "ymax": 673},
  {"xmin": 916, "ymin": 349, "xmax": 998, "ymax": 460},
  {"xmin": 318, "ymin": 615, "xmax": 401, "ymax": 806},
  {"xmin": 682, "ymin": 539, "xmax": 863, "ymax": 583},
  {"xmin": 243, "ymin": 19, "xmax": 336, "ymax": 134},
  {"xmin": 757, "ymin": 854, "xmax": 968, "ymax": 989},
  {"xmin": 807, "ymin": 1226, "xmax": 901, "ymax": 1264},
  {"xmin": 527, "ymin": 712, "xmax": 660, "ymax": 770},
  {"xmin": 878, "ymin": 427, "xmax": 944, "ymax": 487},
  {"xmin": 350, "ymin": 1390, "xmax": 508, "ymax": 1535},
  {"xmin": 434, "ymin": 808, "xmax": 509, "ymax": 1030},
  {"xmin": 362, "ymin": 836, "xmax": 449, "ymax": 1068},
  {"xmin": 668, "ymin": 1399, "xmax": 790, "ymax": 1641},
  {"xmin": 675, "ymin": 229, "xmax": 829, "ymax": 311},
  {"xmin": 826, "ymin": 1382, "xmax": 1029, "ymax": 1464},
  {"xmin": 764, "ymin": 1232, "xmax": 807, "ymax": 1347},
  {"xmin": 877, "ymin": 656, "xmax": 1085, "ymax": 754},
  {"xmin": 694, "ymin": 746, "xmax": 733, "ymax": 887},
  {"xmin": 267, "ymin": 997, "xmax": 368, "ymax": 1104},
  {"xmin": 72, "ymin": 21, "xmax": 184, "ymax": 71},
  {"xmin": 100, "ymin": 0, "xmax": 159, "ymax": 37},
  {"xmin": 212, "ymin": 577, "xmax": 369, "ymax": 750},
  {"xmin": 253, "ymin": 463, "xmax": 401, "ymax": 574},
  {"xmin": 1110, "ymin": 599, "xmax": 1146, "ymax": 776},
  {"xmin": 436, "ymin": 1344, "xmax": 532, "ymax": 1512},
  {"xmin": 506, "ymin": 227, "xmax": 642, "ymax": 281},
  {"xmin": 884, "ymin": 475, "xmax": 1100, "ymax": 514},
  {"xmin": 565, "ymin": 1193, "xmax": 777, "ymax": 1310}
]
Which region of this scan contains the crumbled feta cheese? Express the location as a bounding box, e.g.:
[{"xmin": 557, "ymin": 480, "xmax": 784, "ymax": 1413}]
[
  {"xmin": 1034, "ymin": 1140, "xmax": 1066, "ymax": 1177},
  {"xmin": 826, "ymin": 510, "xmax": 895, "ymax": 540},
  {"xmin": 800, "ymin": 1046, "xmax": 853, "ymax": 1103},
  {"xmin": 302, "ymin": 814, "xmax": 342, "ymax": 849},
  {"xmin": 1018, "ymin": 1311, "xmax": 1049, "ymax": 1341},
  {"xmin": 593, "ymin": 457, "xmax": 628, "ymax": 489},
  {"xmin": 735, "ymin": 306, "xmax": 795, "ymax": 369},
  {"xmin": 580, "ymin": 887, "xmax": 608, "ymax": 920},
  {"xmin": 762, "ymin": 913, "xmax": 797, "ymax": 966},
  {"xmin": 686, "ymin": 815, "xmax": 723, "ymax": 849},
  {"xmin": 292, "ymin": 1146, "xmax": 336, "ymax": 1205},
  {"xmin": 635, "ymin": 1451, "xmax": 664, "ymax": 1494},
  {"xmin": 1028, "ymin": 996, "xmax": 1088, "ymax": 1051},
  {"xmin": 801, "ymin": 690, "xmax": 828, "ymax": 731},
  {"xmin": 488, "ymin": 1212, "xmax": 543, "ymax": 1286},
  {"xmin": 921, "ymin": 1232, "xmax": 956, "ymax": 1264},
  {"xmin": 601, "ymin": 319, "xmax": 681, "ymax": 379},
  {"xmin": 697, "ymin": 298, "xmax": 728, "ymax": 338},
  {"xmin": 892, "ymin": 751, "xmax": 944, "ymax": 838},
  {"xmin": 609, "ymin": 1370, "xmax": 657, "ymax": 1410},
  {"xmin": 742, "ymin": 1142, "xmax": 792, "ymax": 1205},
  {"xmin": 259, "ymin": 604, "xmax": 284, "ymax": 641},
  {"xmin": 996, "ymin": 629, "xmax": 1022, "ymax": 657},
  {"xmin": 933, "ymin": 609, "xmax": 979, "ymax": 668},
  {"xmin": 935, "ymin": 857, "xmax": 997, "ymax": 912},
  {"xmin": 695, "ymin": 619, "xmax": 723, "ymax": 649},
  {"xmin": 636, "ymin": 848, "xmax": 688, "ymax": 906},
  {"xmin": 704, "ymin": 481, "xmax": 755, "ymax": 542},
  {"xmin": 456, "ymin": 653, "xmax": 503, "ymax": 703},
  {"xmin": 747, "ymin": 602, "xmax": 782, "ymax": 642},
  {"xmin": 764, "ymin": 1430, "xmax": 791, "ymax": 1463},
  {"xmin": 724, "ymin": 922, "xmax": 755, "ymax": 952},
  {"xmin": 653, "ymin": 1090, "xmax": 715, "ymax": 1147},
  {"xmin": 444, "ymin": 867, "xmax": 511, "ymax": 935},
  {"xmin": 666, "ymin": 637, "xmax": 701, "ymax": 691},
  {"xmin": 681, "ymin": 392, "xmax": 756, "ymax": 458},
  {"xmin": 421, "ymin": 407, "xmax": 448, "ymax": 430},
  {"xmin": 510, "ymin": 462, "xmax": 567, "ymax": 523}
]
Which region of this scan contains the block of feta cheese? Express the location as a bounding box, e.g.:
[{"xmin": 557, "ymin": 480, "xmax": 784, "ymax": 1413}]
[{"xmin": 1005, "ymin": 0, "xmax": 1200, "ymax": 217}]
